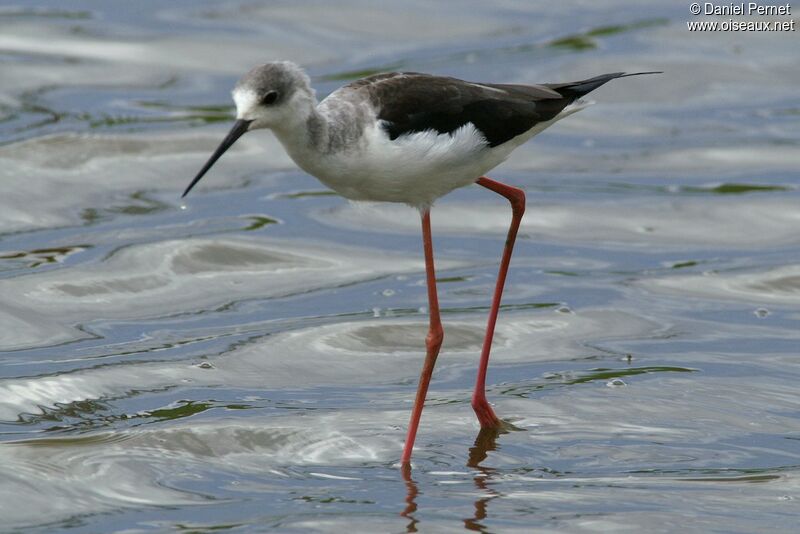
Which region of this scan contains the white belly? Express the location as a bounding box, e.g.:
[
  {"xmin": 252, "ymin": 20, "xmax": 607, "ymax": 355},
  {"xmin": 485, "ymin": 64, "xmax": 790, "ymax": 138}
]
[
  {"xmin": 288, "ymin": 122, "xmax": 507, "ymax": 208},
  {"xmin": 282, "ymin": 102, "xmax": 588, "ymax": 209}
]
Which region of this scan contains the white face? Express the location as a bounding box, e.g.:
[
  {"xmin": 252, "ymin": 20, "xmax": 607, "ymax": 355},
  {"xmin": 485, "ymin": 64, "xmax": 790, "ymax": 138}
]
[
  {"xmin": 232, "ymin": 87, "xmax": 281, "ymax": 130},
  {"xmin": 232, "ymin": 88, "xmax": 260, "ymax": 121},
  {"xmin": 232, "ymin": 85, "xmax": 315, "ymax": 132},
  {"xmin": 228, "ymin": 61, "xmax": 316, "ymax": 131}
]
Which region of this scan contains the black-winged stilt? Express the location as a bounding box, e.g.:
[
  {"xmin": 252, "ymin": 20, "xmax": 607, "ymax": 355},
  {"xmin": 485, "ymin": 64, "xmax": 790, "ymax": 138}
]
[{"xmin": 182, "ymin": 61, "xmax": 657, "ymax": 466}]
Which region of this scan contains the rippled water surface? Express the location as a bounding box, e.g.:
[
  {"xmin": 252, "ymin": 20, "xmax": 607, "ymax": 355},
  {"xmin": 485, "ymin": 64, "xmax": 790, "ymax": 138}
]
[{"xmin": 1, "ymin": 1, "xmax": 799, "ymax": 532}]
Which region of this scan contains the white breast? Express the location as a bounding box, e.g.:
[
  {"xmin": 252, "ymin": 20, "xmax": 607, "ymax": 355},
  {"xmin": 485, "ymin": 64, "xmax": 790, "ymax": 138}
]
[
  {"xmin": 295, "ymin": 121, "xmax": 507, "ymax": 208},
  {"xmin": 281, "ymin": 100, "xmax": 591, "ymax": 209}
]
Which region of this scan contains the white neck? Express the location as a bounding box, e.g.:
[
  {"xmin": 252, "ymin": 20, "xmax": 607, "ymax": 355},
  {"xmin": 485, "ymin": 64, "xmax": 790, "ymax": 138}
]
[
  {"xmin": 265, "ymin": 90, "xmax": 375, "ymax": 188},
  {"xmin": 268, "ymin": 96, "xmax": 330, "ymax": 175}
]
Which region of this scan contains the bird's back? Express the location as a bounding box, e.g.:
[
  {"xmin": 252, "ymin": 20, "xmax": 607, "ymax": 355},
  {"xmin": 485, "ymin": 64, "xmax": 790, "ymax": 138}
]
[
  {"xmin": 307, "ymin": 70, "xmax": 655, "ymax": 207},
  {"xmin": 339, "ymin": 71, "xmax": 646, "ymax": 148}
]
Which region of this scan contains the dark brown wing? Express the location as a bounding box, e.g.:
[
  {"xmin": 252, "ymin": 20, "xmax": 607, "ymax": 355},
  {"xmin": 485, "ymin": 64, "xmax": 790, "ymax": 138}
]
[
  {"xmin": 345, "ymin": 71, "xmax": 656, "ymax": 147},
  {"xmin": 348, "ymin": 72, "xmax": 555, "ymax": 147}
]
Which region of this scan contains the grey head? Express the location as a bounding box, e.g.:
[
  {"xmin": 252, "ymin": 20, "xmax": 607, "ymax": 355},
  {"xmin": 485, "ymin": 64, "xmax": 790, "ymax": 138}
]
[{"xmin": 182, "ymin": 61, "xmax": 314, "ymax": 198}]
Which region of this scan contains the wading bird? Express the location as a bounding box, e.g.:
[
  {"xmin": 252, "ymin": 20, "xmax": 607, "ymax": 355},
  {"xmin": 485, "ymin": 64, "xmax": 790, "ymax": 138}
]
[{"xmin": 182, "ymin": 61, "xmax": 656, "ymax": 466}]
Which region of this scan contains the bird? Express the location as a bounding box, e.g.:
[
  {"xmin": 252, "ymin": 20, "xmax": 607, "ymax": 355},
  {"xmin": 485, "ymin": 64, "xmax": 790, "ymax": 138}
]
[{"xmin": 181, "ymin": 61, "xmax": 657, "ymax": 467}]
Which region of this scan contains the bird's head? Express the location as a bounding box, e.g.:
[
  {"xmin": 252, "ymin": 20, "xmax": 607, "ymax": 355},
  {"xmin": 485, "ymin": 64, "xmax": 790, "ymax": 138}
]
[
  {"xmin": 233, "ymin": 61, "xmax": 315, "ymax": 130},
  {"xmin": 182, "ymin": 61, "xmax": 314, "ymax": 198}
]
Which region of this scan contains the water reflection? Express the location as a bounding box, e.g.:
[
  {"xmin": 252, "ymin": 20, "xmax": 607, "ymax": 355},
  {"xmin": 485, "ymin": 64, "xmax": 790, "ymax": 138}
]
[
  {"xmin": 400, "ymin": 427, "xmax": 510, "ymax": 532},
  {"xmin": 400, "ymin": 464, "xmax": 419, "ymax": 531},
  {"xmin": 465, "ymin": 428, "xmax": 503, "ymax": 532}
]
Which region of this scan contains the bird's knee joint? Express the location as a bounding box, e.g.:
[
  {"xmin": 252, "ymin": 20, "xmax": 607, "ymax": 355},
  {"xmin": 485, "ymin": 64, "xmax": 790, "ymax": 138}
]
[
  {"xmin": 425, "ymin": 327, "xmax": 444, "ymax": 351},
  {"xmin": 509, "ymin": 189, "xmax": 526, "ymax": 216}
]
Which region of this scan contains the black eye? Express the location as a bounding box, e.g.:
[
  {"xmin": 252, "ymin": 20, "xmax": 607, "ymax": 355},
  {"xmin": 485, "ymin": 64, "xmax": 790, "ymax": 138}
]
[{"xmin": 261, "ymin": 91, "xmax": 278, "ymax": 105}]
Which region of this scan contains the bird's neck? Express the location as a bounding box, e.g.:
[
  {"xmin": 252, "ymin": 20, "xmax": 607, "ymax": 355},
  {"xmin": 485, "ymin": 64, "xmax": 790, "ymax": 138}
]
[
  {"xmin": 268, "ymin": 95, "xmax": 327, "ymax": 165},
  {"xmin": 282, "ymin": 93, "xmax": 371, "ymax": 152},
  {"xmin": 270, "ymin": 96, "xmax": 367, "ymax": 182}
]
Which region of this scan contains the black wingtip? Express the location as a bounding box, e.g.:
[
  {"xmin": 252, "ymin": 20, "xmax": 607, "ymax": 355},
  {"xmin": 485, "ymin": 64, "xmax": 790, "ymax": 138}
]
[
  {"xmin": 555, "ymin": 70, "xmax": 662, "ymax": 99},
  {"xmin": 620, "ymin": 71, "xmax": 663, "ymax": 77}
]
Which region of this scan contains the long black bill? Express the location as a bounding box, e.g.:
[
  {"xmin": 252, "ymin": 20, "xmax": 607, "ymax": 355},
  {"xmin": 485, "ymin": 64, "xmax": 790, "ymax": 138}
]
[{"xmin": 182, "ymin": 119, "xmax": 253, "ymax": 198}]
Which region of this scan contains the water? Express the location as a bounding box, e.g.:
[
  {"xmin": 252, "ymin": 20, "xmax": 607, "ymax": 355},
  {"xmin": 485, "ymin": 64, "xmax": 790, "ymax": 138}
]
[{"xmin": 1, "ymin": 1, "xmax": 798, "ymax": 531}]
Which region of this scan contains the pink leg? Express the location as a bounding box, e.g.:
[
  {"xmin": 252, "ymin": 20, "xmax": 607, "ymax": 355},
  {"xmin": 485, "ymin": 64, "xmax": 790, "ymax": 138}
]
[
  {"xmin": 472, "ymin": 176, "xmax": 526, "ymax": 428},
  {"xmin": 401, "ymin": 210, "xmax": 444, "ymax": 465}
]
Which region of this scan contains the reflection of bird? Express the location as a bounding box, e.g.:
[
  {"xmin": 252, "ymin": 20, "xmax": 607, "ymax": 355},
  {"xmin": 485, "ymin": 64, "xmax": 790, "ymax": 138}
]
[{"xmin": 182, "ymin": 61, "xmax": 657, "ymax": 466}]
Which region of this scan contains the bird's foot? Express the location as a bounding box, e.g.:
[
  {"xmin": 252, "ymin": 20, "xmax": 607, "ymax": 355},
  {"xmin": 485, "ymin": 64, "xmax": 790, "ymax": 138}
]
[{"xmin": 471, "ymin": 395, "xmax": 502, "ymax": 429}]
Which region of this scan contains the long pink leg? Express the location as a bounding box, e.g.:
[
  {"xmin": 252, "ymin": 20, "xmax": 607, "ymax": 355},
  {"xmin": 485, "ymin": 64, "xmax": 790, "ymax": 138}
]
[
  {"xmin": 401, "ymin": 210, "xmax": 444, "ymax": 465},
  {"xmin": 472, "ymin": 176, "xmax": 526, "ymax": 428}
]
